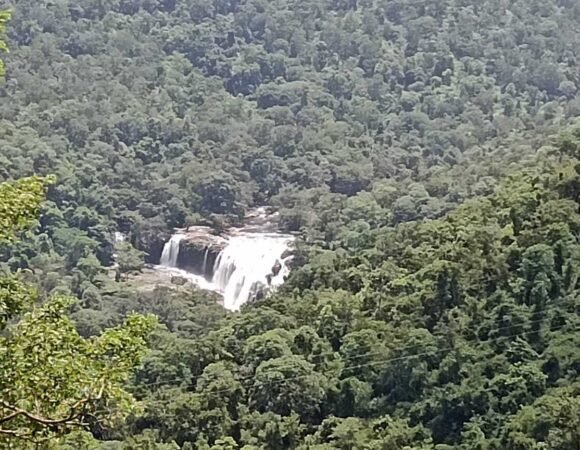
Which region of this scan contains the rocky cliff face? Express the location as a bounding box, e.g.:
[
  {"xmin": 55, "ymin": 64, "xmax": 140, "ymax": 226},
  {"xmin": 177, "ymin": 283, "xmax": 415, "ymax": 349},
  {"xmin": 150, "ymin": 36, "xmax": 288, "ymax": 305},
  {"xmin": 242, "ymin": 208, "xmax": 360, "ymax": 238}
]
[
  {"xmin": 142, "ymin": 236, "xmax": 171, "ymax": 265},
  {"xmin": 175, "ymin": 227, "xmax": 228, "ymax": 279}
]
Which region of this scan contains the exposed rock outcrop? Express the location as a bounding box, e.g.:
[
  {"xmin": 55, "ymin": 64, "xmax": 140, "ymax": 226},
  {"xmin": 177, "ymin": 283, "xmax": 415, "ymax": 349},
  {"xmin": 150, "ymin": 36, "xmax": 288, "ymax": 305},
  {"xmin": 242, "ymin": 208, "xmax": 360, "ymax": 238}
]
[
  {"xmin": 176, "ymin": 227, "xmax": 228, "ymax": 278},
  {"xmin": 248, "ymin": 281, "xmax": 267, "ymax": 302},
  {"xmin": 271, "ymin": 259, "xmax": 282, "ymax": 277},
  {"xmin": 144, "ymin": 239, "xmax": 167, "ymax": 264},
  {"xmin": 171, "ymin": 276, "xmax": 188, "ymax": 286}
]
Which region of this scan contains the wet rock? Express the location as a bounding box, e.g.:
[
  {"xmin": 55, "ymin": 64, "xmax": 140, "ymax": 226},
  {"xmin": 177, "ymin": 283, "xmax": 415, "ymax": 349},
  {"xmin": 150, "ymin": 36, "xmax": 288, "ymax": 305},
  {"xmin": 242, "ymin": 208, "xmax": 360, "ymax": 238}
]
[
  {"xmin": 249, "ymin": 281, "xmax": 267, "ymax": 302},
  {"xmin": 242, "ymin": 207, "xmax": 280, "ymax": 232},
  {"xmin": 271, "ymin": 259, "xmax": 282, "ymax": 277},
  {"xmin": 176, "ymin": 227, "xmax": 228, "ymax": 277},
  {"xmin": 137, "ymin": 229, "xmax": 173, "ymax": 265},
  {"xmin": 184, "ymin": 226, "xmax": 228, "ymax": 249},
  {"xmin": 171, "ymin": 276, "xmax": 188, "ymax": 286},
  {"xmin": 157, "ymin": 207, "xmax": 294, "ymax": 310}
]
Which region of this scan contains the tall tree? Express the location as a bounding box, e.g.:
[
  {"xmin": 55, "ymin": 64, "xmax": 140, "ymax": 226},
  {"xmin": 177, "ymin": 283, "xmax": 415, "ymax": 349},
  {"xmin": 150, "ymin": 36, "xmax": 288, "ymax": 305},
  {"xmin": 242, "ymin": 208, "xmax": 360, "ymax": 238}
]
[
  {"xmin": 0, "ymin": 180, "xmax": 156, "ymax": 446},
  {"xmin": 0, "ymin": 10, "xmax": 8, "ymax": 78}
]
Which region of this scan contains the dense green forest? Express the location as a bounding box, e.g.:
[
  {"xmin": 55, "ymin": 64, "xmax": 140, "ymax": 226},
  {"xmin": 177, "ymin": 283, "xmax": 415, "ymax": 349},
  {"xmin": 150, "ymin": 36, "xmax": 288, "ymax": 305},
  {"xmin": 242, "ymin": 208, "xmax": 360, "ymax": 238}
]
[{"xmin": 1, "ymin": 0, "xmax": 579, "ymax": 448}]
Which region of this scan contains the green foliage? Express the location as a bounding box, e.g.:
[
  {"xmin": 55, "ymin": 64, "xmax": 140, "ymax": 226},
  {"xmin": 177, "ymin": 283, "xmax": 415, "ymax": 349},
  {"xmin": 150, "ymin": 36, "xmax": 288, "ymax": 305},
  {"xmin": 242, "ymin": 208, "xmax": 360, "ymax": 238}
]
[
  {"xmin": 117, "ymin": 137, "xmax": 580, "ymax": 449},
  {"xmin": 0, "ymin": 177, "xmax": 51, "ymax": 242},
  {"xmin": 0, "ymin": 297, "xmax": 157, "ymax": 445},
  {"xmin": 502, "ymin": 386, "xmax": 580, "ymax": 450},
  {"xmin": 250, "ymin": 355, "xmax": 328, "ymax": 421},
  {"xmin": 3, "ymin": 0, "xmax": 580, "ymax": 263},
  {"xmin": 0, "ymin": 176, "xmax": 156, "ymax": 446},
  {"xmin": 0, "ymin": 275, "xmax": 33, "ymax": 330},
  {"xmin": 0, "ymin": 10, "xmax": 8, "ymax": 78},
  {"xmin": 116, "ymin": 242, "xmax": 145, "ymax": 278},
  {"xmin": 1, "ymin": 0, "xmax": 580, "ymax": 449},
  {"xmin": 0, "ymin": 177, "xmax": 49, "ymax": 326}
]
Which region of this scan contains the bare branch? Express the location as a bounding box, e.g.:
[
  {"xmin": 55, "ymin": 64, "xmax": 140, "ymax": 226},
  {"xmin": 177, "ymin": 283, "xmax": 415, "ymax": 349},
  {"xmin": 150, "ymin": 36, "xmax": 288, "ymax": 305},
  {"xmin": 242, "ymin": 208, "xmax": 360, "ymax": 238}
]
[{"xmin": 0, "ymin": 398, "xmax": 91, "ymax": 427}]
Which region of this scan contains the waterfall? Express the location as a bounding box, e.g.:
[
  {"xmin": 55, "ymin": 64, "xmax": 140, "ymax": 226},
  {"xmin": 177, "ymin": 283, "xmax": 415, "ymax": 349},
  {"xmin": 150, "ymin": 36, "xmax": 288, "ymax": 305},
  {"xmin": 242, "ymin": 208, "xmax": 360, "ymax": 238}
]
[
  {"xmin": 212, "ymin": 233, "xmax": 292, "ymax": 311},
  {"xmin": 156, "ymin": 210, "xmax": 293, "ymax": 311},
  {"xmin": 160, "ymin": 234, "xmax": 185, "ymax": 267},
  {"xmin": 114, "ymin": 232, "xmax": 126, "ymax": 243},
  {"xmin": 201, "ymin": 247, "xmax": 210, "ymax": 278}
]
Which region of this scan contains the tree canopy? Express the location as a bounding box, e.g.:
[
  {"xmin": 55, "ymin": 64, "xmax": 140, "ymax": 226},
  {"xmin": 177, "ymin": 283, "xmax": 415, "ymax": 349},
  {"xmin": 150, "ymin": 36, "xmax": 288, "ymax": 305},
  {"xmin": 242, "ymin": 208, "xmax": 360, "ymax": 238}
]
[
  {"xmin": 1, "ymin": 0, "xmax": 580, "ymax": 448},
  {"xmin": 0, "ymin": 172, "xmax": 156, "ymax": 448}
]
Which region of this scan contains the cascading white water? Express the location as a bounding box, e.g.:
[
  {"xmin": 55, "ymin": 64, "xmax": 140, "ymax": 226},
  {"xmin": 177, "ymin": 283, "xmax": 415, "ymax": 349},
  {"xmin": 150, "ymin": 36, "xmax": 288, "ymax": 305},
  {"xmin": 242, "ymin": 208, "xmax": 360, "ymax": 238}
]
[
  {"xmin": 157, "ymin": 232, "xmax": 215, "ymax": 289},
  {"xmin": 156, "ymin": 209, "xmax": 293, "ymax": 311},
  {"xmin": 160, "ymin": 234, "xmax": 185, "ymax": 267},
  {"xmin": 201, "ymin": 247, "xmax": 210, "ymax": 279},
  {"xmin": 212, "ymin": 233, "xmax": 293, "ymax": 311}
]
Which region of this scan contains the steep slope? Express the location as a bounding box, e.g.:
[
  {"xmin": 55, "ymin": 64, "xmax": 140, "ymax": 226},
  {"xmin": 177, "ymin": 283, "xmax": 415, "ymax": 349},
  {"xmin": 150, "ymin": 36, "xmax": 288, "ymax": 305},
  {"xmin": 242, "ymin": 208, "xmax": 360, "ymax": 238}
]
[
  {"xmin": 1, "ymin": 0, "xmax": 580, "ymax": 255},
  {"xmin": 124, "ymin": 133, "xmax": 580, "ymax": 449}
]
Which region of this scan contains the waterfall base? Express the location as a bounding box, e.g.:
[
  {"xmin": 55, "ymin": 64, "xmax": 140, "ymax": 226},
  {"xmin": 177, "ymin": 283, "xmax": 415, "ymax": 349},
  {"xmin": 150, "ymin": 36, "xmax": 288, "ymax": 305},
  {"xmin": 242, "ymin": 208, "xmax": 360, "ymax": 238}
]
[{"xmin": 152, "ymin": 265, "xmax": 217, "ymax": 292}]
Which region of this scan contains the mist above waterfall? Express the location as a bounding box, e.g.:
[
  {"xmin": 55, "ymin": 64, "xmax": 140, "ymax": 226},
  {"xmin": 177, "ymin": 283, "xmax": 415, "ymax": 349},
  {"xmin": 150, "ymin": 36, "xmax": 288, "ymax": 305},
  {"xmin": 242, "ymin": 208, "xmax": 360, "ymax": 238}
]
[{"xmin": 157, "ymin": 210, "xmax": 293, "ymax": 310}]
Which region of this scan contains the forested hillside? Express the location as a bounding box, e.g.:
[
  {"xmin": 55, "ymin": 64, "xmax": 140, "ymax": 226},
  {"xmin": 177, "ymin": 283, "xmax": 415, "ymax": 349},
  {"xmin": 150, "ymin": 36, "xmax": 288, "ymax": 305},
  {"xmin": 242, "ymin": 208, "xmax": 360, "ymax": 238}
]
[
  {"xmin": 122, "ymin": 135, "xmax": 580, "ymax": 449},
  {"xmin": 3, "ymin": 0, "xmax": 580, "ymax": 257},
  {"xmin": 1, "ymin": 0, "xmax": 580, "ymax": 448}
]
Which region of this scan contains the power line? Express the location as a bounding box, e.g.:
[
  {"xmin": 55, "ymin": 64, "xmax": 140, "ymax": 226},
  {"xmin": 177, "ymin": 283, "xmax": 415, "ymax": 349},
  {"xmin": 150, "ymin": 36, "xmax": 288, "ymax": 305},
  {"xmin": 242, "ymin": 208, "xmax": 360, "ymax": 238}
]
[
  {"xmin": 130, "ymin": 319, "xmax": 577, "ymax": 399},
  {"xmin": 132, "ymin": 308, "xmax": 574, "ymax": 390},
  {"xmin": 178, "ymin": 324, "xmax": 576, "ymax": 399},
  {"xmin": 21, "ymin": 323, "xmax": 574, "ymax": 439},
  {"xmin": 131, "ymin": 303, "xmax": 575, "ymax": 390}
]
